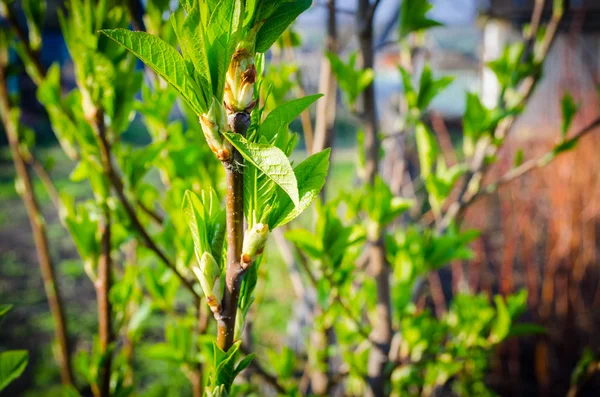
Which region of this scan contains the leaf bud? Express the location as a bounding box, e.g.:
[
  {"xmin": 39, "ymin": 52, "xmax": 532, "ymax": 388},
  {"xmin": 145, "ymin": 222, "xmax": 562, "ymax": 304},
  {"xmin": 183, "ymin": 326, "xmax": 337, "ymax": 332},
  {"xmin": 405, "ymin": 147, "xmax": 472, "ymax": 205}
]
[
  {"xmin": 192, "ymin": 252, "xmax": 222, "ymax": 315},
  {"xmin": 241, "ymin": 223, "xmax": 269, "ymax": 269},
  {"xmin": 200, "ymin": 97, "xmax": 231, "ymax": 161},
  {"xmin": 224, "ymin": 48, "xmax": 257, "ymax": 114}
]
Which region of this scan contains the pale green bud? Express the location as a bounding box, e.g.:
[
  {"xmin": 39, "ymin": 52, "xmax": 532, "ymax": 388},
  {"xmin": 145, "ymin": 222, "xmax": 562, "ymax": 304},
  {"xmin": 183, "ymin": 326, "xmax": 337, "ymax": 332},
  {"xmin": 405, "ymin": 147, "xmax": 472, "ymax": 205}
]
[
  {"xmin": 241, "ymin": 223, "xmax": 269, "ymax": 268},
  {"xmin": 193, "ymin": 252, "xmax": 222, "ymax": 315},
  {"xmin": 224, "ymin": 48, "xmax": 257, "ymax": 113},
  {"xmin": 206, "ymin": 385, "xmax": 228, "ymax": 397},
  {"xmin": 200, "ymin": 97, "xmax": 231, "ymax": 161}
]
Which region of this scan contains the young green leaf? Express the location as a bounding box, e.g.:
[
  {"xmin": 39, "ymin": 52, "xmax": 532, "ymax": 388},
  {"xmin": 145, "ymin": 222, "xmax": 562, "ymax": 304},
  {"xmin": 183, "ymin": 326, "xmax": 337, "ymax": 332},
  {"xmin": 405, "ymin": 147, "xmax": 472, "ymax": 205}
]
[
  {"xmin": 416, "ymin": 65, "xmax": 453, "ymax": 111},
  {"xmin": 223, "ymin": 133, "xmax": 299, "ymax": 205},
  {"xmin": 560, "ymin": 92, "xmax": 578, "ymax": 137},
  {"xmin": 255, "ymin": 0, "xmax": 312, "ymax": 53},
  {"xmin": 259, "ymin": 94, "xmax": 323, "ymax": 142},
  {"xmin": 170, "ymin": 8, "xmax": 212, "ymax": 107},
  {"xmin": 0, "ymin": 305, "xmax": 12, "ymax": 323},
  {"xmin": 269, "ymin": 148, "xmax": 330, "ymax": 228},
  {"xmin": 399, "ymin": 0, "xmax": 442, "ymax": 39},
  {"xmin": 415, "ymin": 123, "xmax": 438, "ymax": 179},
  {"xmin": 0, "ymin": 350, "xmax": 29, "ymax": 392},
  {"xmin": 101, "ymin": 29, "xmax": 207, "ymax": 115},
  {"xmin": 327, "ymin": 52, "xmax": 374, "ymax": 107}
]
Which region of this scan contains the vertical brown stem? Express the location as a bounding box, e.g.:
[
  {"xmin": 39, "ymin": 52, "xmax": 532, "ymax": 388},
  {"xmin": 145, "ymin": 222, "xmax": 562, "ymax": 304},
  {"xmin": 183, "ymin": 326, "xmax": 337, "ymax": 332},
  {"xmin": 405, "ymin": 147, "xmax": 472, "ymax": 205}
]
[
  {"xmin": 217, "ymin": 112, "xmax": 250, "ymax": 352},
  {"xmin": 92, "ymin": 110, "xmax": 114, "ymax": 397},
  {"xmin": 96, "ymin": 205, "xmax": 113, "ymax": 397},
  {"xmin": 357, "ymin": 1, "xmax": 391, "ymax": 396},
  {"xmin": 0, "ymin": 67, "xmax": 74, "ymax": 386}
]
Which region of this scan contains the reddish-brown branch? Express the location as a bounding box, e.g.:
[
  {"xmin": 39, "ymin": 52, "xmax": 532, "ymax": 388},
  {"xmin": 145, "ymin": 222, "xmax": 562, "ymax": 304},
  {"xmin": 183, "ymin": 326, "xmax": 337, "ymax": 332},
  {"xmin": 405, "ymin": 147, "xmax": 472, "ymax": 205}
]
[
  {"xmin": 357, "ymin": 0, "xmax": 392, "ymax": 395},
  {"xmin": 0, "ymin": 66, "xmax": 74, "ymax": 386},
  {"xmin": 217, "ymin": 112, "xmax": 250, "ymax": 351},
  {"xmin": 90, "ymin": 110, "xmax": 114, "ymax": 397}
]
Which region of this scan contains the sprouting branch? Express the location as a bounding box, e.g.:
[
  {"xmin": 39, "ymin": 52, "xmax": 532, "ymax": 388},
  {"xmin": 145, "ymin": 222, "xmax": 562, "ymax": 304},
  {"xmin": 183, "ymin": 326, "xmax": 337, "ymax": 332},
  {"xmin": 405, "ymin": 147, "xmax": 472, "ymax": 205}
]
[
  {"xmin": 438, "ymin": 2, "xmax": 564, "ymax": 231},
  {"xmin": 471, "ymin": 117, "xmax": 600, "ymax": 204},
  {"xmin": 217, "ymin": 112, "xmax": 250, "ymax": 351},
  {"xmin": 93, "ymin": 118, "xmax": 201, "ymax": 303}
]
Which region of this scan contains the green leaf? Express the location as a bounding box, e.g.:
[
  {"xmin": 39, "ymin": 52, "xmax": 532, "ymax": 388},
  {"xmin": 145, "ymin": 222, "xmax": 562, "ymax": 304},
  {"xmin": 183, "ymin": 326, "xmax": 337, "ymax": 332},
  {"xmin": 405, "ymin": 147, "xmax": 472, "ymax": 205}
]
[
  {"xmin": 399, "ymin": 0, "xmax": 442, "ymax": 39},
  {"xmin": 170, "ymin": 8, "xmax": 212, "ymax": 106},
  {"xmin": 205, "ymin": 0, "xmax": 239, "ymax": 101},
  {"xmin": 508, "ymin": 323, "xmax": 546, "ymax": 337},
  {"xmin": 182, "ymin": 189, "xmax": 225, "ymax": 261},
  {"xmin": 223, "ymin": 133, "xmax": 299, "ymax": 205},
  {"xmin": 284, "ymin": 229, "xmax": 321, "ymax": 258},
  {"xmin": 416, "ymin": 64, "xmax": 453, "ymax": 111},
  {"xmin": 259, "ymin": 94, "xmax": 323, "ymax": 142},
  {"xmin": 415, "ymin": 123, "xmax": 438, "ymax": 179},
  {"xmin": 22, "ymin": 0, "xmax": 46, "ymax": 52},
  {"xmin": 232, "ymin": 353, "xmax": 255, "ymax": 379},
  {"xmin": 212, "ymin": 341, "xmax": 242, "ymax": 391},
  {"xmin": 0, "ymin": 350, "xmax": 29, "ymax": 392},
  {"xmin": 255, "ymin": 0, "xmax": 312, "ymax": 53},
  {"xmin": 490, "ymin": 296, "xmax": 511, "ymax": 343},
  {"xmin": 560, "ymin": 92, "xmax": 578, "ymax": 137},
  {"xmin": 327, "ymin": 52, "xmax": 374, "ymax": 107},
  {"xmin": 270, "ymin": 148, "xmax": 331, "ymax": 228},
  {"xmin": 101, "ymin": 29, "xmax": 207, "ymax": 115},
  {"xmin": 0, "ymin": 305, "xmax": 13, "ymax": 323}
]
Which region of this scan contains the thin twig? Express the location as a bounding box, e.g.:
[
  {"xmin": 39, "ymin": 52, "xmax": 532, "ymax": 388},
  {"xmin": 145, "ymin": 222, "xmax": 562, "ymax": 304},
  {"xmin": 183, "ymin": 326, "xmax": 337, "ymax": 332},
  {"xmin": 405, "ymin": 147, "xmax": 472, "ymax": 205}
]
[
  {"xmin": 0, "ymin": 64, "xmax": 74, "ymax": 386},
  {"xmin": 438, "ymin": 3, "xmax": 564, "ymax": 231},
  {"xmin": 472, "ymin": 118, "xmax": 600, "ymax": 203},
  {"xmin": 240, "ymin": 345, "xmax": 287, "ymax": 394}
]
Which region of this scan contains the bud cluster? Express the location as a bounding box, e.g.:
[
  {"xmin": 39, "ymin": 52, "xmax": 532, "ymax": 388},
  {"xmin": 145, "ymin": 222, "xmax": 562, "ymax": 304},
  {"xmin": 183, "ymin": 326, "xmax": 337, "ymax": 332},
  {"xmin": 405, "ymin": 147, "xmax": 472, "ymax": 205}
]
[
  {"xmin": 241, "ymin": 223, "xmax": 269, "ymax": 269},
  {"xmin": 224, "ymin": 48, "xmax": 257, "ymax": 114},
  {"xmin": 200, "ymin": 97, "xmax": 232, "ymax": 161},
  {"xmin": 192, "ymin": 251, "xmax": 222, "ymax": 315}
]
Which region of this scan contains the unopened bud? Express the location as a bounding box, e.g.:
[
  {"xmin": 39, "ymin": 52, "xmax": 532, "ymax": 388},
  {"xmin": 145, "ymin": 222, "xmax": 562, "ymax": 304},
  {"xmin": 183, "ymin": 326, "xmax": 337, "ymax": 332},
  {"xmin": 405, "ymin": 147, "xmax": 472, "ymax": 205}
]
[
  {"xmin": 224, "ymin": 48, "xmax": 257, "ymax": 113},
  {"xmin": 200, "ymin": 97, "xmax": 231, "ymax": 161},
  {"xmin": 192, "ymin": 252, "xmax": 222, "ymax": 315},
  {"xmin": 241, "ymin": 223, "xmax": 269, "ymax": 269}
]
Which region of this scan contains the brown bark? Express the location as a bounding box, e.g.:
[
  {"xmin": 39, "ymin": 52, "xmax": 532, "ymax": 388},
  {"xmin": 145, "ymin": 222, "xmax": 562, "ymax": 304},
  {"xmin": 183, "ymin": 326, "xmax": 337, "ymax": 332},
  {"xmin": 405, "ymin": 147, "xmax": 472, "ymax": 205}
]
[
  {"xmin": 313, "ymin": 0, "xmax": 338, "ymax": 155},
  {"xmin": 95, "ymin": 206, "xmax": 113, "ymax": 397},
  {"xmin": 91, "ymin": 110, "xmax": 114, "ymax": 397},
  {"xmin": 217, "ymin": 112, "xmax": 250, "ymax": 352},
  {"xmin": 0, "ymin": 67, "xmax": 74, "ymax": 386},
  {"xmin": 357, "ymin": 1, "xmax": 391, "ymax": 396}
]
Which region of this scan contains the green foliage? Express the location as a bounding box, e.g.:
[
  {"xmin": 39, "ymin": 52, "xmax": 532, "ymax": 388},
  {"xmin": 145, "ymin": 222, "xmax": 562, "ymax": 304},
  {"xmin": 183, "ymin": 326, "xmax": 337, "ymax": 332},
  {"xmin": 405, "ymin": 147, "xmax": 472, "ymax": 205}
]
[
  {"xmin": 327, "ymin": 52, "xmax": 375, "ymax": 107},
  {"xmin": 101, "ymin": 29, "xmax": 208, "ymax": 115},
  {"xmin": 0, "ymin": 306, "xmax": 28, "ymax": 392},
  {"xmin": 560, "ymin": 92, "xmax": 578, "ymax": 137},
  {"xmin": 255, "ymin": 0, "xmax": 312, "ymax": 53},
  {"xmin": 0, "ymin": 350, "xmax": 29, "ymax": 392},
  {"xmin": 400, "ymin": 64, "xmax": 453, "ymax": 115},
  {"xmin": 399, "ymin": 0, "xmax": 442, "ymax": 39}
]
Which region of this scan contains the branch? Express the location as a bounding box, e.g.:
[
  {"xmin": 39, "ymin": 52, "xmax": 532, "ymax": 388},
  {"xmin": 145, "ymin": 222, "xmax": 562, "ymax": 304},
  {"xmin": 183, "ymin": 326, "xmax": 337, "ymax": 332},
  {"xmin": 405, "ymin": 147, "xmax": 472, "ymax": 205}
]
[
  {"xmin": 217, "ymin": 112, "xmax": 250, "ymax": 351},
  {"xmin": 92, "ymin": 112, "xmax": 200, "ymax": 303},
  {"xmin": 240, "ymin": 345, "xmax": 287, "ymax": 394},
  {"xmin": 0, "ymin": 65, "xmax": 74, "ymax": 386},
  {"xmin": 3, "ymin": 2, "xmax": 45, "ymax": 81},
  {"xmin": 438, "ymin": 3, "xmax": 564, "ymax": 231},
  {"xmin": 472, "ymin": 118, "xmax": 600, "ymax": 203}
]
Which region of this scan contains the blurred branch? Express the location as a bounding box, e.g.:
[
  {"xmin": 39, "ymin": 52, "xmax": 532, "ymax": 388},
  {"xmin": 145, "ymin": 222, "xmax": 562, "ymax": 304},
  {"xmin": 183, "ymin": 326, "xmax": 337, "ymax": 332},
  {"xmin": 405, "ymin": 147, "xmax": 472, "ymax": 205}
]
[
  {"xmin": 438, "ymin": 1, "xmax": 565, "ymax": 231},
  {"xmin": 2, "ymin": 2, "xmax": 45, "ymax": 79},
  {"xmin": 29, "ymin": 155, "xmax": 61, "ymax": 211},
  {"xmin": 314, "ymin": 1, "xmax": 356, "ymax": 16},
  {"xmin": 240, "ymin": 345, "xmax": 287, "ymax": 395},
  {"xmin": 93, "ymin": 114, "xmax": 200, "ymax": 303},
  {"xmin": 0, "ymin": 62, "xmax": 74, "ymax": 387},
  {"xmin": 472, "ymin": 117, "xmax": 600, "ymax": 203}
]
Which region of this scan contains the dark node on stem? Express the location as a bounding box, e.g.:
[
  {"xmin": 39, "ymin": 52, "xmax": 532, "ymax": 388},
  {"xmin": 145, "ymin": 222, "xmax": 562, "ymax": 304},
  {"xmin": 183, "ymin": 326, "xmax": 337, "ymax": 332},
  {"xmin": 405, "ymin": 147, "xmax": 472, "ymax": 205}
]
[{"xmin": 228, "ymin": 111, "xmax": 251, "ymax": 136}]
